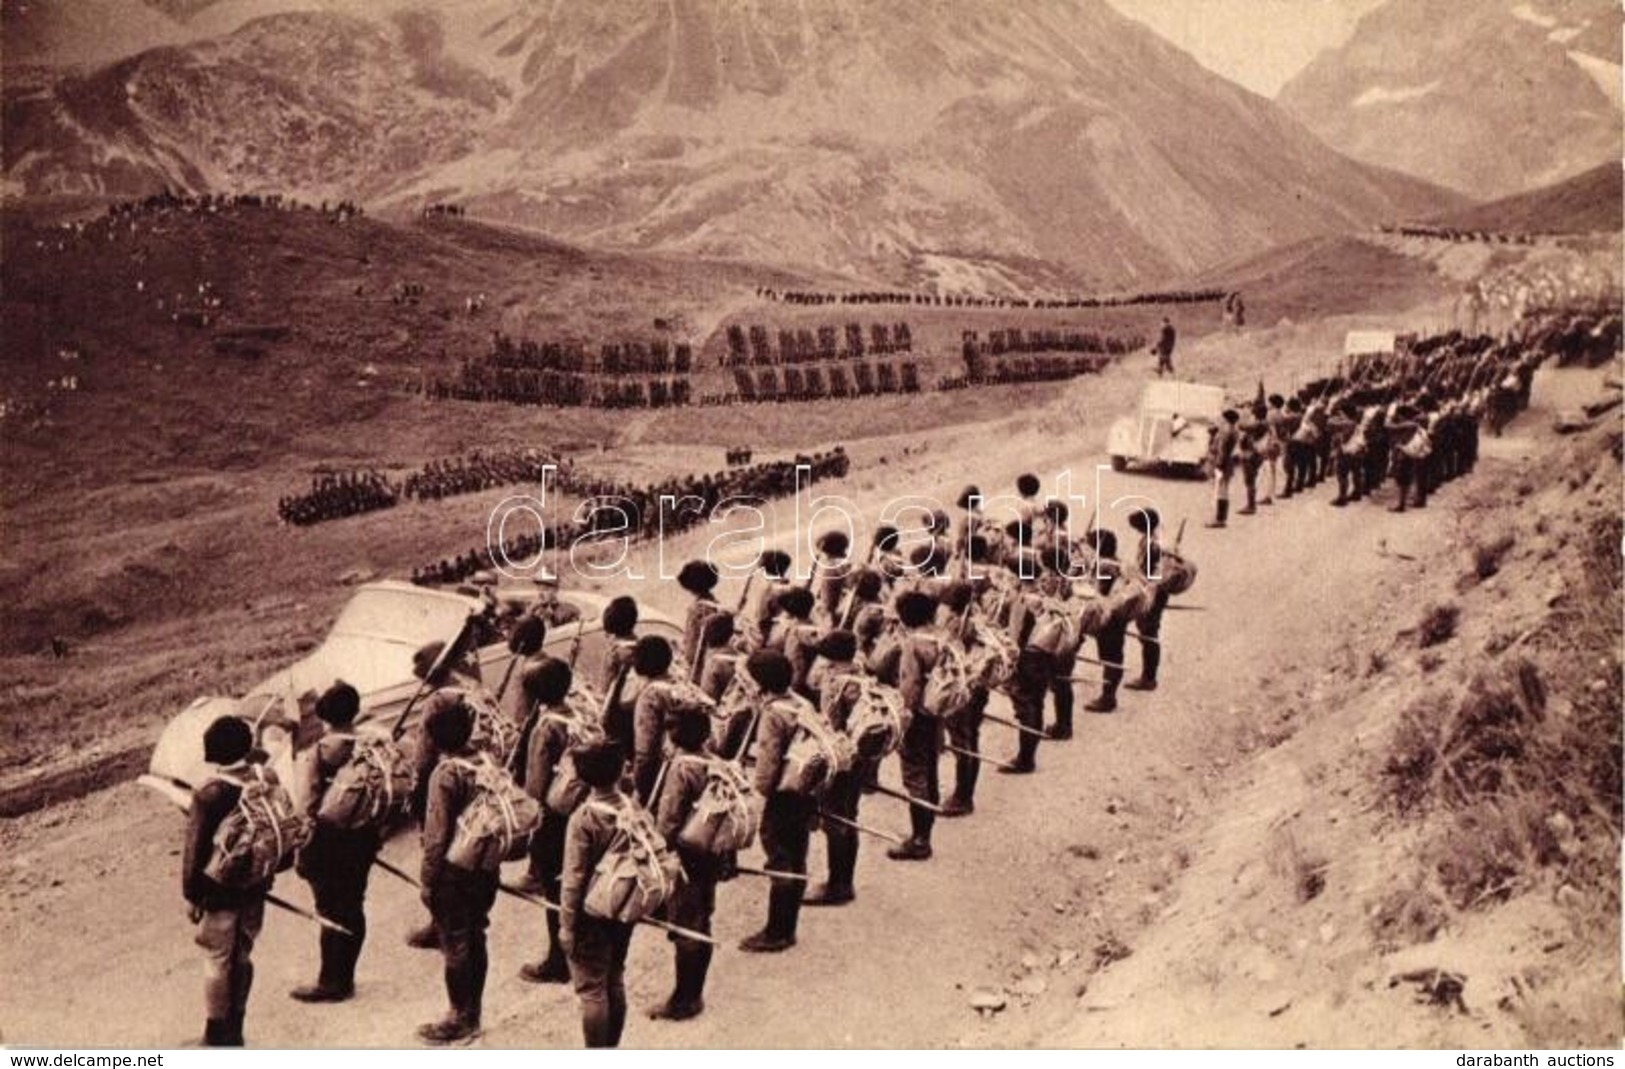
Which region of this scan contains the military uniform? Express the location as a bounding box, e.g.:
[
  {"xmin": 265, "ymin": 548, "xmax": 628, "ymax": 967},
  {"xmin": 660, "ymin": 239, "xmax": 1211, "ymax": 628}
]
[{"xmin": 561, "ymin": 788, "xmax": 637, "ymax": 1047}]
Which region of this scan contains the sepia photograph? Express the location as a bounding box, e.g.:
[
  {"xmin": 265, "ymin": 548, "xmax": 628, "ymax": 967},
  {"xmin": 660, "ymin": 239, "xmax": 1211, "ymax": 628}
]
[{"xmin": 0, "ymin": 0, "xmax": 1620, "ymax": 1053}]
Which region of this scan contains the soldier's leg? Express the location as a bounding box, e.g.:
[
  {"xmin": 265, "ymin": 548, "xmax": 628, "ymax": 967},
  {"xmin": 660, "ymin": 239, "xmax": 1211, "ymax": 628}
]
[
  {"xmin": 1005, "ymin": 649, "xmax": 1048, "ymax": 772},
  {"xmin": 1088, "ymin": 623, "xmax": 1126, "ymax": 711},
  {"xmin": 807, "ymin": 770, "xmax": 859, "ymax": 901},
  {"xmin": 572, "ymin": 917, "xmax": 617, "ymax": 1047},
  {"xmin": 945, "ymin": 690, "xmax": 985, "ymax": 811},
  {"xmin": 1047, "ymin": 651, "xmax": 1076, "ymax": 738}
]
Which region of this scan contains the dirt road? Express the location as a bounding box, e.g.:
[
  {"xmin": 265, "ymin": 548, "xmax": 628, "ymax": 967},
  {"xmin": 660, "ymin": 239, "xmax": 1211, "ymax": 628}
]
[{"xmin": 0, "ymin": 333, "xmax": 1600, "ymax": 1048}]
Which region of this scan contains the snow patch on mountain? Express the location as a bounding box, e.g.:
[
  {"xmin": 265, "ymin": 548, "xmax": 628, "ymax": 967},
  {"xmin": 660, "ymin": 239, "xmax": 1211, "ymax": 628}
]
[
  {"xmin": 1567, "ymin": 50, "xmax": 1623, "ymax": 109},
  {"xmin": 1352, "ymin": 80, "xmax": 1442, "ymax": 107}
]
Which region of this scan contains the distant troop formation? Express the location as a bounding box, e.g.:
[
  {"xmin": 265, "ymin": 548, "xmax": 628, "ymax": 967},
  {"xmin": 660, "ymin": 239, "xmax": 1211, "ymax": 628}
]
[
  {"xmin": 179, "ymin": 461, "xmax": 1201, "ymax": 1048},
  {"xmin": 756, "ymin": 286, "xmax": 1236, "ymax": 310},
  {"xmin": 102, "ymin": 191, "xmax": 364, "ymax": 222},
  {"xmin": 278, "ymin": 471, "xmax": 399, "ymax": 527},
  {"xmin": 724, "ymin": 321, "xmax": 913, "ymax": 365},
  {"xmin": 278, "ymin": 449, "xmax": 570, "ymax": 527},
  {"xmin": 1382, "ymin": 223, "xmax": 1560, "ymax": 246},
  {"xmin": 951, "ymin": 327, "xmax": 1133, "ymax": 387},
  {"xmin": 720, "ymin": 358, "xmax": 924, "ymax": 404},
  {"xmin": 428, "ymin": 332, "xmax": 698, "ymax": 410},
  {"xmin": 411, "ymin": 450, "xmax": 852, "ymax": 588}
]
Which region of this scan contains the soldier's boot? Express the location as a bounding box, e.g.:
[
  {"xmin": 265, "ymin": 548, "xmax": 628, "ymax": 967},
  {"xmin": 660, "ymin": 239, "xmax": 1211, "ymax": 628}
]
[
  {"xmin": 406, "ymin": 918, "xmax": 440, "ymax": 950},
  {"xmin": 202, "ymin": 1020, "xmax": 233, "ymax": 1048},
  {"xmin": 1085, "ymin": 682, "xmax": 1118, "ymax": 713},
  {"xmin": 941, "ymin": 755, "xmax": 978, "ymax": 816},
  {"xmin": 740, "ymin": 884, "xmax": 801, "ymax": 952},
  {"xmin": 1390, "ymin": 485, "xmax": 1408, "ymax": 513},
  {"xmin": 1205, "ymin": 499, "xmax": 1229, "ymax": 528},
  {"xmin": 1125, "ymin": 646, "xmax": 1161, "ymax": 692},
  {"xmin": 999, "ymin": 730, "xmax": 1039, "ymax": 774},
  {"xmin": 805, "ymin": 836, "xmax": 857, "ymax": 904},
  {"xmin": 519, "ymin": 912, "xmax": 571, "ymax": 983},
  {"xmin": 650, "ymin": 945, "xmax": 710, "ymax": 1021}
]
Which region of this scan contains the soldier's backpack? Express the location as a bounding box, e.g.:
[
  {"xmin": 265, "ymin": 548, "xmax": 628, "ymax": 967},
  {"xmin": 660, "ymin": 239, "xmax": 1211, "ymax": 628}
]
[
  {"xmin": 647, "ymin": 677, "xmax": 718, "ymax": 730},
  {"xmin": 1400, "ymin": 427, "xmax": 1433, "ymax": 460},
  {"xmin": 709, "ymin": 670, "xmax": 756, "ymax": 760},
  {"xmin": 964, "ymin": 618, "xmax": 1018, "ymax": 690},
  {"xmin": 921, "ymin": 636, "xmax": 976, "ymax": 719},
  {"xmin": 1073, "ymin": 593, "xmax": 1114, "ymax": 637},
  {"xmin": 445, "ymin": 755, "xmax": 542, "ymax": 872},
  {"xmin": 1107, "ymin": 577, "xmax": 1154, "ymax": 630},
  {"xmin": 542, "ymin": 710, "xmax": 606, "ymax": 817},
  {"xmin": 1027, "ymin": 598, "xmax": 1080, "ymax": 656},
  {"xmin": 779, "ymin": 698, "xmax": 855, "ymax": 795},
  {"xmin": 461, "ymin": 687, "xmax": 521, "ymax": 767},
  {"xmin": 835, "ymin": 673, "xmax": 910, "ymax": 759},
  {"xmin": 316, "ymin": 733, "xmax": 414, "ymax": 830},
  {"xmin": 669, "ymin": 754, "xmax": 759, "ymax": 855},
  {"xmin": 583, "ymin": 796, "xmax": 682, "ymax": 924},
  {"xmin": 204, "ymin": 763, "xmax": 312, "ymax": 889},
  {"xmin": 1156, "ymin": 549, "xmax": 1198, "ymax": 597}
]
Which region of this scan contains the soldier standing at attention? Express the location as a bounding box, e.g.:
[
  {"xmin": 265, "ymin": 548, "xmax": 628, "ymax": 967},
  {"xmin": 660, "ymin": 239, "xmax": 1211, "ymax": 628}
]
[
  {"xmin": 514, "ymin": 658, "xmax": 580, "ymax": 984},
  {"xmin": 183, "ymin": 717, "xmax": 273, "ymax": 1047},
  {"xmin": 1125, "ymin": 509, "xmax": 1168, "ymax": 694},
  {"xmin": 648, "ymin": 707, "xmax": 728, "ymax": 1020},
  {"xmin": 868, "ymin": 589, "xmax": 945, "ymax": 859},
  {"xmin": 676, "ymin": 561, "xmax": 722, "ymax": 672},
  {"xmin": 1207, "ymin": 409, "xmax": 1240, "ymax": 528},
  {"xmin": 291, "ymin": 683, "xmax": 379, "ymax": 1004},
  {"xmin": 560, "ymin": 739, "xmax": 637, "ymax": 1047},
  {"xmin": 738, "ymin": 650, "xmax": 818, "ymax": 952},
  {"xmin": 417, "ymin": 701, "xmax": 498, "ymax": 1045}
]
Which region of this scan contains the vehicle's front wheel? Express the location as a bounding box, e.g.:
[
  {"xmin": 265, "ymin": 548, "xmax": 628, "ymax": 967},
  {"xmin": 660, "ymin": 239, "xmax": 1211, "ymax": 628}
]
[{"xmin": 1109, "ymin": 455, "xmax": 1127, "ymax": 473}]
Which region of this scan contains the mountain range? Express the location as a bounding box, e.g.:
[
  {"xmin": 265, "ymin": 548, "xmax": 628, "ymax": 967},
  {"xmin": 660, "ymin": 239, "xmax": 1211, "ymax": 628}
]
[
  {"xmin": 2, "ymin": 0, "xmax": 1473, "ymax": 287},
  {"xmin": 1278, "ymin": 0, "xmax": 1621, "ymax": 201}
]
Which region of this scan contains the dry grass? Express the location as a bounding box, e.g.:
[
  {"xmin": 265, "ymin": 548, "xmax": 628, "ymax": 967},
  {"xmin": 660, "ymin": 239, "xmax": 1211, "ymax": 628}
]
[
  {"xmin": 1368, "ymin": 886, "xmax": 1448, "ymax": 950},
  {"xmin": 1415, "ymin": 602, "xmax": 1461, "ymax": 648},
  {"xmin": 1381, "ymin": 461, "xmax": 1622, "ymax": 924}
]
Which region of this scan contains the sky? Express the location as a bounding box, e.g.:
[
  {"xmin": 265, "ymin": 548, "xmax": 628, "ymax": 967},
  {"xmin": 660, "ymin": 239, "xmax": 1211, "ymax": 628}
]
[{"xmin": 1105, "ymin": 0, "xmax": 1389, "ymax": 96}]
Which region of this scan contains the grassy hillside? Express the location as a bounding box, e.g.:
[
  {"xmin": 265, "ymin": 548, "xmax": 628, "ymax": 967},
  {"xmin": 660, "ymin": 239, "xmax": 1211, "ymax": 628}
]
[{"xmin": 1433, "ymin": 161, "xmax": 1623, "ymax": 236}]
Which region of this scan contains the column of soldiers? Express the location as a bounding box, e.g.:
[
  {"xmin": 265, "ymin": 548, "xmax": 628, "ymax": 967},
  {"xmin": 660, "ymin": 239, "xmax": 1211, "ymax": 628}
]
[
  {"xmin": 176, "ymin": 316, "xmax": 1600, "ymax": 1047},
  {"xmin": 278, "ymin": 470, "xmax": 398, "ymax": 526},
  {"xmin": 279, "ymin": 449, "xmax": 570, "ymax": 527},
  {"xmin": 181, "ymin": 466, "xmax": 1191, "ymax": 1048},
  {"xmin": 1194, "ymin": 321, "xmax": 1588, "ymax": 528},
  {"xmin": 412, "ymin": 450, "xmax": 852, "ymax": 588},
  {"xmin": 756, "ymin": 286, "xmax": 1233, "ymax": 310}
]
